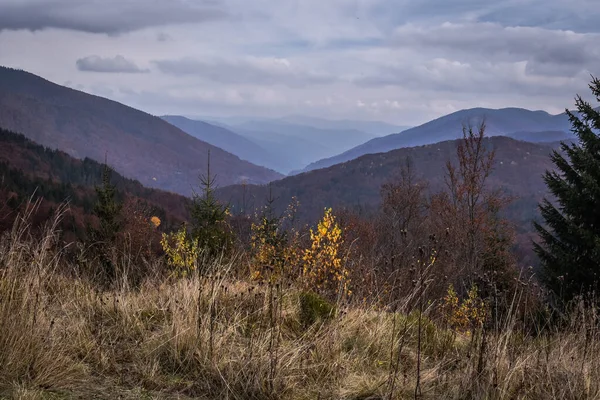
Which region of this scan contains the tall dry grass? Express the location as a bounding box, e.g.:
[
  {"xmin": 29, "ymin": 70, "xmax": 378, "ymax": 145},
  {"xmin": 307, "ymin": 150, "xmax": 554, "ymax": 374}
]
[{"xmin": 1, "ymin": 207, "xmax": 600, "ymax": 399}]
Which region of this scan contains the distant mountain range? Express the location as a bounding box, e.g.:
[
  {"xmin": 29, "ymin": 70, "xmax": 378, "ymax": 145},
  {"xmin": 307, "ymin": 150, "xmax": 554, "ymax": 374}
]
[
  {"xmin": 0, "ymin": 67, "xmax": 571, "ymax": 267},
  {"xmin": 166, "ymin": 115, "xmax": 399, "ymax": 174},
  {"xmin": 0, "ymin": 66, "xmax": 578, "ymax": 227},
  {"xmin": 160, "ymin": 115, "xmax": 283, "ymax": 171},
  {"xmin": 262, "ymin": 115, "xmax": 410, "ymax": 136},
  {"xmin": 0, "ymin": 66, "xmax": 282, "ymax": 196},
  {"xmin": 196, "ymin": 115, "xmax": 410, "ymax": 137},
  {"xmin": 301, "ymin": 107, "xmax": 573, "ymax": 172},
  {"xmin": 230, "ymin": 120, "xmax": 379, "ymax": 174}
]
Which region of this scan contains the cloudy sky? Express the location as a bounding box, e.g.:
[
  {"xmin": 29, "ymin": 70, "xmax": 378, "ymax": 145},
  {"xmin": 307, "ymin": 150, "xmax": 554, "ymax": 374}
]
[{"xmin": 0, "ymin": 0, "xmax": 598, "ymax": 125}]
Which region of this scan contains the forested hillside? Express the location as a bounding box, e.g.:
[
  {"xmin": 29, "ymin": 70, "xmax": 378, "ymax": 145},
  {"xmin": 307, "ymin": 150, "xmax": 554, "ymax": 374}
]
[{"xmin": 0, "ymin": 127, "xmax": 190, "ymax": 235}]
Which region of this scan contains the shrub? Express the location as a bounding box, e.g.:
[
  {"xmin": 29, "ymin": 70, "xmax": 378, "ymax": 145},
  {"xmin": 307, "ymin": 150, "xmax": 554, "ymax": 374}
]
[
  {"xmin": 302, "ymin": 208, "xmax": 348, "ymax": 299},
  {"xmin": 299, "ymin": 291, "xmax": 336, "ymax": 328}
]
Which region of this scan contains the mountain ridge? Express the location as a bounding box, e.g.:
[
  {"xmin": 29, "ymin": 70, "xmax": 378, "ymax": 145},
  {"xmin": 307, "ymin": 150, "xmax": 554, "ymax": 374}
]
[
  {"xmin": 0, "ymin": 66, "xmax": 282, "ymax": 196},
  {"xmin": 160, "ymin": 115, "xmax": 286, "ymax": 172},
  {"xmin": 217, "ymin": 136, "xmax": 558, "ymax": 227},
  {"xmin": 228, "ymin": 119, "xmax": 377, "ymax": 173},
  {"xmin": 301, "ymin": 107, "xmax": 573, "ymax": 173}
]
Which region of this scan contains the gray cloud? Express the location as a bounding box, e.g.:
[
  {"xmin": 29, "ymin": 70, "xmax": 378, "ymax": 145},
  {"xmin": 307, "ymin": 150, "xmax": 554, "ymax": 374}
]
[
  {"xmin": 383, "ymin": 22, "xmax": 600, "ymax": 80},
  {"xmin": 354, "ymin": 58, "xmax": 586, "ymax": 98},
  {"xmin": 374, "ymin": 0, "xmax": 600, "ymax": 34},
  {"xmin": 154, "ymin": 57, "xmax": 336, "ymax": 87},
  {"xmin": 76, "ymin": 55, "xmax": 149, "ymax": 73},
  {"xmin": 1, "ymin": 0, "xmax": 598, "ymax": 126},
  {"xmin": 392, "ymin": 23, "xmax": 598, "ymax": 65},
  {"xmin": 156, "ymin": 32, "xmax": 172, "ymax": 42},
  {"xmin": 479, "ymin": 0, "xmax": 600, "ymax": 33},
  {"xmin": 0, "ymin": 0, "xmax": 227, "ymax": 34}
]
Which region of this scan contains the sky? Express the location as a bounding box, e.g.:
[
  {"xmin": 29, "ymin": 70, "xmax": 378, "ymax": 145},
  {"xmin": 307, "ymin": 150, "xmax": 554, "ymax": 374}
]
[{"xmin": 0, "ymin": 0, "xmax": 599, "ymax": 126}]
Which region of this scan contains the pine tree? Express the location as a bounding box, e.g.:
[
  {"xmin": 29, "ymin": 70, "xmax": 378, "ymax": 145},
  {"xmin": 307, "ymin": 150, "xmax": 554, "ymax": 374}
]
[
  {"xmin": 189, "ymin": 150, "xmax": 232, "ymax": 260},
  {"xmin": 250, "ymin": 184, "xmax": 288, "ymax": 282},
  {"xmin": 89, "ymin": 160, "xmax": 122, "ymax": 282},
  {"xmin": 93, "ymin": 162, "xmax": 122, "ymax": 243},
  {"xmin": 534, "ymin": 77, "xmax": 600, "ymax": 301}
]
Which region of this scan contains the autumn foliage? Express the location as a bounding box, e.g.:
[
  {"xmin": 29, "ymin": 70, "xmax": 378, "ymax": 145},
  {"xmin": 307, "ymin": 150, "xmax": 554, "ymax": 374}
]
[
  {"xmin": 250, "ymin": 197, "xmax": 302, "ymax": 283},
  {"xmin": 302, "ymin": 208, "xmax": 348, "ymax": 298},
  {"xmin": 4, "ymin": 78, "xmax": 600, "ymax": 400},
  {"xmin": 160, "ymin": 224, "xmax": 200, "ymax": 276}
]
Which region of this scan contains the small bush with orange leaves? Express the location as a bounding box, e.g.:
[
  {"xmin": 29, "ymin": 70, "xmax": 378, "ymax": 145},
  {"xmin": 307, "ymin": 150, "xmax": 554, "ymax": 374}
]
[{"xmin": 302, "ymin": 208, "xmax": 348, "ymax": 298}]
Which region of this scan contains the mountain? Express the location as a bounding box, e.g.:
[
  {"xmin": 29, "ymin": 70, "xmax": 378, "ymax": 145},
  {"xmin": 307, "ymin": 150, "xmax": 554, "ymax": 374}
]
[
  {"xmin": 274, "ymin": 115, "xmax": 411, "ymax": 136},
  {"xmin": 217, "ymin": 136, "xmax": 556, "ymax": 226},
  {"xmin": 302, "ymin": 107, "xmax": 572, "ymax": 172},
  {"xmin": 192, "ymin": 115, "xmax": 409, "ymax": 136},
  {"xmin": 227, "ymin": 120, "xmax": 377, "ymax": 173},
  {"xmin": 233, "ymin": 127, "xmax": 337, "ymax": 174},
  {"xmin": 0, "ymin": 67, "xmax": 282, "ymax": 196},
  {"xmin": 183, "ymin": 115, "xmax": 405, "ymax": 173},
  {"xmin": 0, "ymin": 127, "xmax": 190, "ymax": 235},
  {"xmin": 160, "ymin": 115, "xmax": 292, "ymax": 173},
  {"xmin": 507, "ymin": 130, "xmax": 572, "ymax": 143},
  {"xmin": 234, "ymin": 120, "xmax": 375, "ymax": 151}
]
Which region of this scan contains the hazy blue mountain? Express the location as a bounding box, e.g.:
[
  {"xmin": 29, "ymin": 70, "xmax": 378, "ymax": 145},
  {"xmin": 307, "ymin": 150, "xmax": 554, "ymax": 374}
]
[
  {"xmin": 232, "ymin": 127, "xmax": 336, "ymax": 174},
  {"xmin": 183, "ymin": 116, "xmax": 384, "ymax": 173},
  {"xmin": 234, "ymin": 120, "xmax": 375, "ymax": 149},
  {"xmin": 193, "ymin": 114, "xmax": 409, "ymax": 136},
  {"xmin": 274, "ymin": 115, "xmax": 411, "ymax": 136},
  {"xmin": 191, "ymin": 115, "xmax": 261, "ymax": 127},
  {"xmin": 301, "ymin": 107, "xmax": 573, "ymax": 172},
  {"xmin": 161, "ymin": 115, "xmax": 293, "ymax": 174}
]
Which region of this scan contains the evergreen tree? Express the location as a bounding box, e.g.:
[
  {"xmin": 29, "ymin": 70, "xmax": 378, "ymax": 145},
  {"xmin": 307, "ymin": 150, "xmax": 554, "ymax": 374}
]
[
  {"xmin": 89, "ymin": 160, "xmax": 122, "ymax": 282},
  {"xmin": 534, "ymin": 77, "xmax": 600, "ymax": 301},
  {"xmin": 250, "ymin": 184, "xmax": 288, "ymax": 279},
  {"xmin": 93, "ymin": 162, "xmax": 122, "ymax": 243},
  {"xmin": 189, "ymin": 150, "xmax": 232, "ymax": 260}
]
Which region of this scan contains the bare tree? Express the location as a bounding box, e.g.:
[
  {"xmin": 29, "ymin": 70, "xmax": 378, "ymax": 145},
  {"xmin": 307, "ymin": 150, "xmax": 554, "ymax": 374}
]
[{"xmin": 434, "ymin": 121, "xmax": 515, "ymax": 295}]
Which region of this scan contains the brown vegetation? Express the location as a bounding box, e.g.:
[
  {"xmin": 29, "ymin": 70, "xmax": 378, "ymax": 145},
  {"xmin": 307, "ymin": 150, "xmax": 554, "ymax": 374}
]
[
  {"xmin": 1, "ymin": 116, "xmax": 595, "ymax": 399},
  {"xmin": 1, "ymin": 201, "xmax": 600, "ymax": 399}
]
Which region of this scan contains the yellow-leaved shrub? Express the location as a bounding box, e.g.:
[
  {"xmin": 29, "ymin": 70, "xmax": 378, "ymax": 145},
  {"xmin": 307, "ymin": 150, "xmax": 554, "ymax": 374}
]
[
  {"xmin": 250, "ymin": 198, "xmax": 302, "ymax": 283},
  {"xmin": 303, "ymin": 208, "xmax": 348, "ymax": 298},
  {"xmin": 160, "ymin": 224, "xmax": 200, "ymax": 276},
  {"xmin": 442, "ymin": 283, "xmax": 487, "ymax": 333}
]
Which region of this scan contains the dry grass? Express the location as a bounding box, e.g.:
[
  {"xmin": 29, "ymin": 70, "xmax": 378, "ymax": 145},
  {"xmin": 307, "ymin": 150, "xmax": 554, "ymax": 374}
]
[{"xmin": 2, "ymin": 211, "xmax": 600, "ymax": 399}]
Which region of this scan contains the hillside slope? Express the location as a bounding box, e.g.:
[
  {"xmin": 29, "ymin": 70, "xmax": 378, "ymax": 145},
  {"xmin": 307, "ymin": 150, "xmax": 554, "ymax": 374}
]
[
  {"xmin": 0, "ymin": 127, "xmax": 190, "ymax": 233},
  {"xmin": 0, "ymin": 67, "xmax": 282, "ymax": 196},
  {"xmin": 303, "ymin": 107, "xmax": 571, "ymax": 172},
  {"xmin": 218, "ymin": 136, "xmax": 557, "ymax": 224},
  {"xmin": 161, "ymin": 115, "xmax": 292, "ymax": 174}
]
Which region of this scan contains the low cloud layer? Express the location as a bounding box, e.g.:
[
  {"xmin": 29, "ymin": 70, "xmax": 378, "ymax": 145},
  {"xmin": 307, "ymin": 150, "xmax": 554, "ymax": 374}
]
[
  {"xmin": 76, "ymin": 55, "xmax": 149, "ymax": 73},
  {"xmin": 353, "ymin": 21, "xmax": 600, "ymax": 95},
  {"xmin": 390, "ymin": 22, "xmax": 600, "ymax": 77},
  {"xmin": 154, "ymin": 57, "xmax": 336, "ymax": 87},
  {"xmin": 0, "ymin": 0, "xmax": 598, "ymax": 125},
  {"xmin": 0, "ymin": 0, "xmax": 227, "ymax": 34}
]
